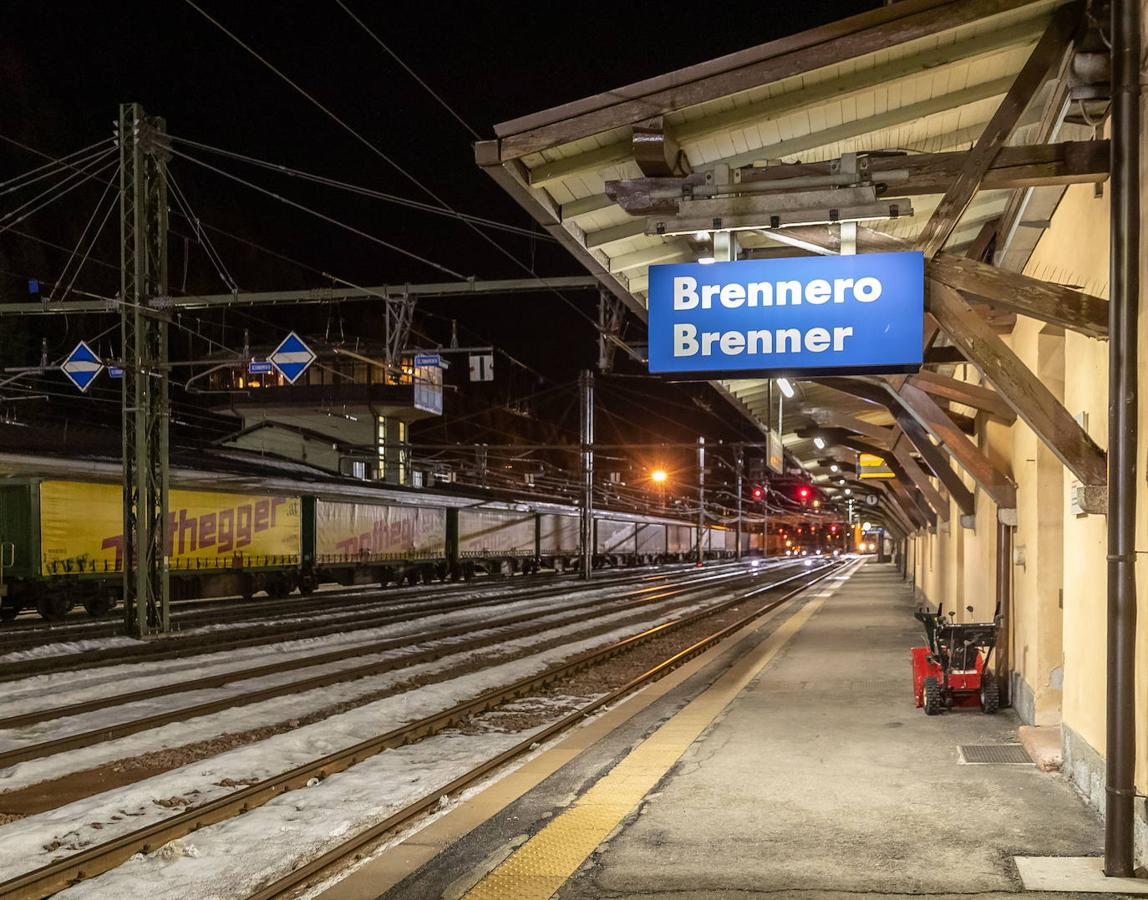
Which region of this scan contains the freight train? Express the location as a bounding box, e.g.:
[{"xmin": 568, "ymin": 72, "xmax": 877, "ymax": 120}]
[{"xmin": 0, "ymin": 469, "xmax": 749, "ymax": 622}]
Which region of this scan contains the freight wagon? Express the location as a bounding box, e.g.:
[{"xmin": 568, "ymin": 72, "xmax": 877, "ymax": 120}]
[{"xmin": 0, "ymin": 473, "xmax": 742, "ymax": 622}]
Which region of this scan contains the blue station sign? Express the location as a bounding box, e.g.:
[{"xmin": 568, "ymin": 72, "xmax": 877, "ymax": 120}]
[{"xmin": 647, "ymin": 251, "xmax": 924, "ymax": 376}]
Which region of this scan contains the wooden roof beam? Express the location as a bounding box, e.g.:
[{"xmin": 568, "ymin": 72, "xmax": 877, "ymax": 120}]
[
  {"xmin": 915, "ymin": 2, "xmax": 1081, "ymax": 257},
  {"xmin": 928, "ymin": 281, "xmax": 1106, "ymax": 485},
  {"xmin": 891, "ymin": 408, "xmax": 978, "ymax": 519},
  {"xmin": 806, "ymin": 409, "xmax": 895, "ymax": 447},
  {"xmin": 806, "ymin": 415, "xmax": 951, "ymax": 521},
  {"xmin": 994, "ymin": 31, "xmax": 1074, "ymax": 264},
  {"xmin": 796, "ymin": 426, "xmax": 937, "ymax": 526},
  {"xmin": 711, "ymin": 77, "xmax": 1016, "ymax": 173},
  {"xmin": 473, "ymin": 147, "xmax": 647, "ymax": 320},
  {"xmin": 929, "ymin": 254, "xmax": 1107, "ymax": 337},
  {"xmin": 878, "ymin": 479, "xmax": 930, "ymax": 532},
  {"xmin": 896, "ymin": 380, "xmax": 1018, "ymax": 509},
  {"xmin": 813, "ymin": 375, "xmax": 984, "ymax": 518},
  {"xmin": 733, "ymin": 140, "xmax": 1107, "ymax": 196},
  {"xmin": 888, "ymin": 429, "xmax": 952, "ymax": 522},
  {"xmin": 775, "ymin": 223, "xmax": 1108, "ymax": 337},
  {"xmin": 908, "ymin": 370, "xmax": 1017, "ymax": 424}
]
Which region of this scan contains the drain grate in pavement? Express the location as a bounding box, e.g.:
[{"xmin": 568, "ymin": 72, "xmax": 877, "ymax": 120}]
[{"xmin": 959, "ymin": 744, "xmax": 1034, "ymax": 765}]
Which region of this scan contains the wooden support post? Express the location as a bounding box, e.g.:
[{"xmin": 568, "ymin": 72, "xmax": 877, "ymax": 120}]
[
  {"xmin": 928, "ymin": 281, "xmax": 1107, "ymax": 485},
  {"xmin": 914, "ymin": 3, "xmax": 1081, "ymax": 257}
]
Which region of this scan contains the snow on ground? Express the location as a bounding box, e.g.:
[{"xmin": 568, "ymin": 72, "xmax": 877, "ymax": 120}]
[
  {"xmin": 0, "ymin": 575, "xmax": 625, "ymax": 666},
  {"xmin": 0, "ymin": 585, "xmax": 728, "ymax": 798},
  {"xmin": 0, "ymin": 580, "xmax": 558, "ymax": 666},
  {"xmin": 55, "ymin": 729, "xmax": 535, "ymax": 900},
  {"xmin": 0, "ymin": 587, "xmax": 719, "ymax": 764},
  {"xmin": 0, "ymin": 614, "xmax": 683, "ymax": 882},
  {"xmin": 0, "ymin": 571, "xmax": 741, "ymax": 717},
  {"xmin": 0, "ymin": 636, "xmax": 144, "ymax": 664}
]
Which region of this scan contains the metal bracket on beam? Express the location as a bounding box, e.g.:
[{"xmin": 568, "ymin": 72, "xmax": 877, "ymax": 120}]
[
  {"xmin": 959, "ymin": 514, "xmax": 977, "ymax": 530},
  {"xmin": 997, "ymin": 508, "xmax": 1019, "ymax": 527}
]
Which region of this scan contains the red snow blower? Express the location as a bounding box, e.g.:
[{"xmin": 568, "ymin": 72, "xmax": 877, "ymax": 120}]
[{"xmin": 911, "ymin": 603, "xmax": 1000, "ymax": 715}]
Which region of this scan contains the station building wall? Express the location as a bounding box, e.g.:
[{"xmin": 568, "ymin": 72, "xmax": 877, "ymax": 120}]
[{"xmin": 906, "ymin": 156, "xmax": 1148, "ymax": 860}]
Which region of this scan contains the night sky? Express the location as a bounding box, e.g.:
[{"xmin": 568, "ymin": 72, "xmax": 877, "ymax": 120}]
[{"xmin": 1, "ymin": 0, "xmax": 880, "ymax": 470}]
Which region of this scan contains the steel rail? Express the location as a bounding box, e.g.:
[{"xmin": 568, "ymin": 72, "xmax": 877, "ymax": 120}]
[
  {"xmin": 0, "ymin": 563, "xmax": 761, "ymax": 731},
  {"xmin": 246, "ymin": 560, "xmax": 849, "ymax": 900},
  {"xmin": 0, "ymin": 562, "xmax": 839, "ymax": 900},
  {"xmin": 0, "ymin": 565, "xmax": 771, "ymax": 762},
  {"xmin": 0, "ymin": 557, "xmax": 703, "ymax": 638},
  {"xmin": 0, "ymin": 564, "xmax": 752, "ymax": 681},
  {"xmin": 0, "ymin": 560, "xmax": 705, "ymax": 647}
]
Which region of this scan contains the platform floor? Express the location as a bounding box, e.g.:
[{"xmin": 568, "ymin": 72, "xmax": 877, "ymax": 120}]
[{"xmin": 331, "ymin": 561, "xmax": 1114, "ymax": 900}]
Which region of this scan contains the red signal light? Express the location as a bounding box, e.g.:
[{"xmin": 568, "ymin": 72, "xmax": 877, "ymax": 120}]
[
  {"xmin": 798, "ymin": 487, "xmax": 810, "ymax": 500},
  {"xmin": 751, "ymin": 486, "xmax": 764, "ymax": 500}
]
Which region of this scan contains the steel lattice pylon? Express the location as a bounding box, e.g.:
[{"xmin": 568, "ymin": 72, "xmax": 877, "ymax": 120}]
[{"xmin": 118, "ymin": 103, "xmax": 171, "ymax": 636}]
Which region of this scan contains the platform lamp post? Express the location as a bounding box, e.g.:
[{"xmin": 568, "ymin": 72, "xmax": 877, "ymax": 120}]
[
  {"xmin": 578, "ymin": 370, "xmax": 594, "ymax": 580},
  {"xmin": 696, "ymin": 437, "xmax": 705, "ymax": 566},
  {"xmin": 734, "ymin": 447, "xmax": 743, "ymax": 560},
  {"xmin": 649, "ymin": 467, "xmax": 668, "ymax": 513}
]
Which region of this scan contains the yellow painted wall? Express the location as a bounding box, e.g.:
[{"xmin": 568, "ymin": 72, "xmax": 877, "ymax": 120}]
[
  {"xmin": 908, "ymin": 163, "xmax": 1148, "ymax": 802},
  {"xmin": 1024, "ymin": 179, "xmax": 1111, "ymax": 757}
]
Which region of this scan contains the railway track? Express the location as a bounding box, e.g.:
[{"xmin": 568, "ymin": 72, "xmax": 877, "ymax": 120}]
[
  {"xmin": 0, "ymin": 563, "xmax": 776, "ymax": 767},
  {"xmin": 0, "ymin": 562, "xmax": 755, "ymax": 679},
  {"xmin": 0, "ymin": 561, "xmax": 702, "ymax": 652},
  {"xmin": 0, "ymin": 560, "xmax": 841, "ymax": 899}
]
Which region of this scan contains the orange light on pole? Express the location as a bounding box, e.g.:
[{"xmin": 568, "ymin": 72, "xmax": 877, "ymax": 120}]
[{"xmin": 650, "ymin": 469, "xmax": 668, "ymax": 484}]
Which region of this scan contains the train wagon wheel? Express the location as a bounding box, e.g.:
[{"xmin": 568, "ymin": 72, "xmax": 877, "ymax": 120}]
[
  {"xmin": 36, "ymin": 593, "xmax": 71, "ymax": 622},
  {"xmin": 266, "ymin": 577, "xmax": 294, "ymax": 600},
  {"xmin": 82, "ymin": 591, "xmax": 116, "ymax": 618}
]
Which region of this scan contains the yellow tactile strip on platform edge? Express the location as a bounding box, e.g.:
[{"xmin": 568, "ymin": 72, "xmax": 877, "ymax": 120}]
[{"xmin": 462, "ymin": 568, "xmax": 850, "ymax": 900}]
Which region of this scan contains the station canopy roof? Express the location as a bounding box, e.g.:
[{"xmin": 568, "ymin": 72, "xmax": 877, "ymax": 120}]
[{"xmin": 476, "ymin": 0, "xmax": 1092, "ymax": 490}]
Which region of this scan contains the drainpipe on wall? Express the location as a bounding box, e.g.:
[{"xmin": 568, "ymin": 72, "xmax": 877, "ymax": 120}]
[
  {"xmin": 1105, "ymin": 0, "xmax": 1140, "ymax": 878},
  {"xmin": 994, "ymin": 520, "xmax": 1013, "ymax": 707}
]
